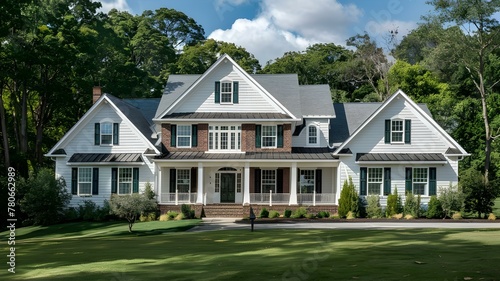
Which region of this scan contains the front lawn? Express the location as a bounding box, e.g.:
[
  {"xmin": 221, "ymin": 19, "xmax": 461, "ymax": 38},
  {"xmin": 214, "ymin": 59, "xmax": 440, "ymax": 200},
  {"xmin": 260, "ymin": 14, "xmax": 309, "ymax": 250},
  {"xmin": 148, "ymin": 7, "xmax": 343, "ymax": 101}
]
[{"xmin": 1, "ymin": 221, "xmax": 500, "ymax": 281}]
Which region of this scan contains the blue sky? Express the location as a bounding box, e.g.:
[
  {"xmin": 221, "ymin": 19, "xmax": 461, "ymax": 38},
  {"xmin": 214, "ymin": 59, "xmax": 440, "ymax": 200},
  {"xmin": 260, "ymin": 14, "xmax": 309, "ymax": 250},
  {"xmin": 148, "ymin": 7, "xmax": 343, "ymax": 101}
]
[{"xmin": 98, "ymin": 0, "xmax": 434, "ymax": 64}]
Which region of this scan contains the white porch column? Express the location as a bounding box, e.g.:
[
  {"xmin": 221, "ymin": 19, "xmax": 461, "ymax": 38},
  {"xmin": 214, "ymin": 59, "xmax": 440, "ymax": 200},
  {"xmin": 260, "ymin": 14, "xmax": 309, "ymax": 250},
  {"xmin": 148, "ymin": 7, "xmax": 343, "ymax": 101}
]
[
  {"xmin": 289, "ymin": 162, "xmax": 298, "ymax": 205},
  {"xmin": 196, "ymin": 162, "xmax": 204, "ymax": 204},
  {"xmin": 243, "ymin": 162, "xmax": 250, "ymax": 205},
  {"xmin": 156, "ymin": 164, "xmax": 162, "ymax": 204},
  {"xmin": 335, "ymin": 164, "xmax": 342, "ymax": 204}
]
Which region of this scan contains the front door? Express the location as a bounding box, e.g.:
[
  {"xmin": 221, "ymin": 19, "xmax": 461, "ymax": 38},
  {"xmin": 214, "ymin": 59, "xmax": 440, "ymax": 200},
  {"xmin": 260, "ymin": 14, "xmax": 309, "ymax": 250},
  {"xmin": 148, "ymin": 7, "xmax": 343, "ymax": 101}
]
[{"xmin": 220, "ymin": 173, "xmax": 235, "ymax": 203}]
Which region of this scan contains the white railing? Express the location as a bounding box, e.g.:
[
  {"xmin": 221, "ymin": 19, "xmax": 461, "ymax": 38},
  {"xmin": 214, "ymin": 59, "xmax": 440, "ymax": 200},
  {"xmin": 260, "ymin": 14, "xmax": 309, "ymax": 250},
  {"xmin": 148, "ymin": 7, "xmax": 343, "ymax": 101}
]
[
  {"xmin": 160, "ymin": 190, "xmax": 197, "ymax": 205},
  {"xmin": 250, "ymin": 192, "xmax": 290, "ymax": 205},
  {"xmin": 298, "ymin": 192, "xmax": 336, "ymax": 205}
]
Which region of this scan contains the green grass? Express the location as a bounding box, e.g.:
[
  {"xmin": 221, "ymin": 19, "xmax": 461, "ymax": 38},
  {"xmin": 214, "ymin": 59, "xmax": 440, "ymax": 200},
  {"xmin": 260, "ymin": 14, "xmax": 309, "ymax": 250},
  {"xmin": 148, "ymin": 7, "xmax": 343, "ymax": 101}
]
[{"xmin": 2, "ymin": 221, "xmax": 500, "ymax": 281}]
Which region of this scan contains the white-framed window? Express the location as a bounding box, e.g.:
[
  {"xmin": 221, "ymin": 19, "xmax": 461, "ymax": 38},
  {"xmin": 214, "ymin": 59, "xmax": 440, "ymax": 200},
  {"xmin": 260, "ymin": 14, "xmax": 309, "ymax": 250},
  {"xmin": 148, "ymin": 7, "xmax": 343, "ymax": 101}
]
[
  {"xmin": 307, "ymin": 125, "xmax": 318, "ymax": 145},
  {"xmin": 262, "ymin": 125, "xmax": 277, "ymax": 148},
  {"xmin": 391, "ymin": 119, "xmax": 404, "ymax": 143},
  {"xmin": 368, "ymin": 168, "xmax": 383, "ymax": 195},
  {"xmin": 236, "ymin": 173, "xmax": 242, "ymax": 193},
  {"xmin": 413, "ymin": 168, "xmax": 427, "ymax": 195},
  {"xmin": 101, "ymin": 122, "xmax": 113, "ymax": 145},
  {"xmin": 208, "ymin": 125, "xmax": 241, "ymax": 151},
  {"xmin": 177, "ymin": 125, "xmax": 191, "ymax": 147},
  {"xmin": 78, "ymin": 167, "xmax": 92, "ymax": 195},
  {"xmin": 221, "ymin": 82, "xmax": 232, "ymax": 103},
  {"xmin": 261, "ymin": 170, "xmax": 276, "ymax": 193},
  {"xmin": 177, "ymin": 169, "xmax": 190, "ymax": 193},
  {"xmin": 215, "ymin": 173, "xmax": 220, "ymax": 192},
  {"xmin": 118, "ymin": 168, "xmax": 132, "ymax": 194},
  {"xmin": 299, "ymin": 169, "xmax": 315, "ymax": 193}
]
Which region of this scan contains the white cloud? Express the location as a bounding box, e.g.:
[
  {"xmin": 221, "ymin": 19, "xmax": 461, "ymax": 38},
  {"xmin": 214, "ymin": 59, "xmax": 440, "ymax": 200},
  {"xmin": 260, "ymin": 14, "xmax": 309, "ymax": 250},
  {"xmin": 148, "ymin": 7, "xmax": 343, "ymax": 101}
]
[
  {"xmin": 209, "ymin": 0, "xmax": 363, "ymax": 65},
  {"xmin": 97, "ymin": 0, "xmax": 130, "ymax": 13}
]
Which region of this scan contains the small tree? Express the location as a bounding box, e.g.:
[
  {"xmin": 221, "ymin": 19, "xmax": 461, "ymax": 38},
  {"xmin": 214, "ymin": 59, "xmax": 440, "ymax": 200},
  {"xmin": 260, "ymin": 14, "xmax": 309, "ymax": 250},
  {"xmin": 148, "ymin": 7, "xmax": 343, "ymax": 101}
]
[
  {"xmin": 439, "ymin": 184, "xmax": 465, "ymax": 219},
  {"xmin": 144, "ymin": 181, "xmax": 156, "ymax": 200},
  {"xmin": 19, "ymin": 168, "xmax": 72, "ymax": 225},
  {"xmin": 366, "ymin": 195, "xmax": 382, "ymax": 218},
  {"xmin": 386, "ymin": 187, "xmax": 400, "ymax": 217},
  {"xmin": 426, "ymin": 195, "xmax": 443, "ymax": 219},
  {"xmin": 404, "ymin": 191, "xmax": 420, "ymax": 218},
  {"xmin": 461, "ymin": 168, "xmax": 499, "ymax": 218},
  {"xmin": 109, "ymin": 193, "xmax": 157, "ymax": 232},
  {"xmin": 338, "ymin": 177, "xmax": 359, "ymax": 218}
]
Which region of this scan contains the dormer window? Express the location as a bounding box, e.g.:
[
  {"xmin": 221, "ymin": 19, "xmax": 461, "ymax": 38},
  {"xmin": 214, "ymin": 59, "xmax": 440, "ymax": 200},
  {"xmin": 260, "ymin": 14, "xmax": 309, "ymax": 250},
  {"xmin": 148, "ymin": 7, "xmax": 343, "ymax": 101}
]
[
  {"xmin": 215, "ymin": 81, "xmax": 239, "ymax": 104},
  {"xmin": 307, "ymin": 125, "xmax": 319, "ymax": 145},
  {"xmin": 94, "ymin": 122, "xmax": 119, "ymax": 145},
  {"xmin": 385, "ymin": 119, "xmax": 411, "ymax": 144}
]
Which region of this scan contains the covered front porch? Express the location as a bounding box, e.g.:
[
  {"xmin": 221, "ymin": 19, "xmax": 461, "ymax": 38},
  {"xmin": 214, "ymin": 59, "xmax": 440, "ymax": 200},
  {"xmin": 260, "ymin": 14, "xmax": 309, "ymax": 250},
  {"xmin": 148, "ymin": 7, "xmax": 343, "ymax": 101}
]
[{"xmin": 154, "ymin": 158, "xmax": 340, "ymax": 207}]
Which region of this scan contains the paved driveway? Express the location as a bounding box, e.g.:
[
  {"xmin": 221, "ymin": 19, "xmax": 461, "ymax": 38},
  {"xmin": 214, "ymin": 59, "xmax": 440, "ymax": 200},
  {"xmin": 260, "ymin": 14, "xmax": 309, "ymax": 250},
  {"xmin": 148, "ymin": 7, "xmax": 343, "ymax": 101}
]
[{"xmin": 187, "ymin": 218, "xmax": 500, "ymax": 232}]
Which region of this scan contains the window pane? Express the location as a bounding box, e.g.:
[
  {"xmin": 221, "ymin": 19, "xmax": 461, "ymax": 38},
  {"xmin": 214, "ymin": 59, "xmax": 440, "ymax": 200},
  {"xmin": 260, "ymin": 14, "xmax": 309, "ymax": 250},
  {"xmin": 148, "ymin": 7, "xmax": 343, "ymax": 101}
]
[
  {"xmin": 118, "ymin": 168, "xmax": 132, "ymax": 194},
  {"xmin": 101, "ymin": 122, "xmax": 113, "ymax": 144},
  {"xmin": 177, "ymin": 169, "xmax": 190, "ymax": 193},
  {"xmin": 236, "ymin": 173, "xmax": 242, "ymax": 193},
  {"xmin": 413, "ymin": 168, "xmax": 427, "ymax": 195},
  {"xmin": 221, "ymin": 132, "xmax": 228, "ymax": 149},
  {"xmin": 80, "ymin": 183, "xmax": 91, "ymax": 195},
  {"xmin": 208, "ymin": 124, "xmax": 241, "ymax": 151},
  {"xmin": 221, "ymin": 82, "xmax": 232, "ymax": 103},
  {"xmin": 367, "ymin": 168, "xmax": 383, "ymax": 195},
  {"xmin": 391, "ymin": 120, "xmax": 403, "ymax": 143},
  {"xmin": 308, "ymin": 126, "xmax": 317, "ymax": 144},
  {"xmin": 78, "ymin": 168, "xmax": 92, "ymax": 195},
  {"xmin": 413, "ymin": 183, "xmax": 425, "ymax": 195},
  {"xmin": 177, "ymin": 125, "xmax": 191, "ymax": 147},
  {"xmin": 300, "ymin": 170, "xmax": 315, "ymax": 193},
  {"xmin": 262, "ymin": 126, "xmax": 276, "ymax": 147},
  {"xmin": 261, "ymin": 170, "xmax": 276, "ymax": 193}
]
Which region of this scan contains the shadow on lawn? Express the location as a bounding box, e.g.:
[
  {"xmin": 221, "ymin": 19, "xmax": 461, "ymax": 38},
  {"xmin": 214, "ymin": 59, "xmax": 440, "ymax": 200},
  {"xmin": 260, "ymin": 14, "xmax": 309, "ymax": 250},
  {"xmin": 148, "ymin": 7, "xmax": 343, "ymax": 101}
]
[{"xmin": 7, "ymin": 228, "xmax": 500, "ymax": 281}]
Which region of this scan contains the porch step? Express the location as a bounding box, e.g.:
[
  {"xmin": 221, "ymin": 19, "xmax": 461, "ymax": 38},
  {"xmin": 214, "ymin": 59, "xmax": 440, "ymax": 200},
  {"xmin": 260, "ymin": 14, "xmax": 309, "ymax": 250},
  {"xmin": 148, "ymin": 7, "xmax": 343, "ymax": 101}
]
[{"xmin": 202, "ymin": 204, "xmax": 244, "ymax": 218}]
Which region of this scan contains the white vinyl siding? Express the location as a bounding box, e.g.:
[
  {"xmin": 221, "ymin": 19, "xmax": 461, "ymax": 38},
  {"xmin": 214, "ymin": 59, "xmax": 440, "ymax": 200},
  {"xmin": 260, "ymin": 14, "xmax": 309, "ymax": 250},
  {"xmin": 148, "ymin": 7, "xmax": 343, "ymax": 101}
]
[
  {"xmin": 171, "ymin": 63, "xmax": 286, "ymax": 114},
  {"xmin": 292, "ymin": 119, "xmax": 329, "ymax": 147}
]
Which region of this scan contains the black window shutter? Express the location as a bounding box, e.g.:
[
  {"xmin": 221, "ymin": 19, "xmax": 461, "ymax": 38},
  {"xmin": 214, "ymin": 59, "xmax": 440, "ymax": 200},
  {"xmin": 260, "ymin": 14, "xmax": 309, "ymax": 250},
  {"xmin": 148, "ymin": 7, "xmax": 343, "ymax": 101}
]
[
  {"xmin": 132, "ymin": 168, "xmax": 139, "ymax": 193},
  {"xmin": 384, "ymin": 119, "xmax": 391, "ymax": 144},
  {"xmin": 113, "ymin": 123, "xmax": 119, "ymax": 145},
  {"xmin": 94, "ymin": 123, "xmax": 100, "ymax": 145},
  {"xmin": 383, "ymin": 167, "xmax": 391, "ymax": 196},
  {"xmin": 233, "ymin": 81, "xmax": 239, "ymax": 103},
  {"xmin": 170, "ymin": 125, "xmax": 177, "ymax": 147},
  {"xmin": 71, "ymin": 168, "xmax": 78, "ymax": 195},
  {"xmin": 191, "ymin": 125, "xmax": 198, "ymax": 147},
  {"xmin": 92, "ymin": 168, "xmax": 99, "ymax": 195},
  {"xmin": 360, "ymin": 167, "xmax": 367, "ymax": 195},
  {"xmin": 277, "ymin": 125, "xmax": 284, "ymax": 148},
  {"xmin": 315, "ymin": 169, "xmax": 322, "ymax": 193},
  {"xmin": 254, "ymin": 168, "xmax": 261, "ymax": 193},
  {"xmin": 111, "ymin": 168, "xmax": 118, "ymax": 194},
  {"xmin": 276, "ymin": 169, "xmax": 283, "ymax": 193},
  {"xmin": 405, "ymin": 119, "xmax": 411, "ymax": 144},
  {"xmin": 170, "ymin": 169, "xmax": 176, "ymax": 193},
  {"xmin": 214, "ymin": 81, "xmax": 220, "ymax": 103},
  {"xmin": 405, "ymin": 167, "xmax": 413, "ymax": 193},
  {"xmin": 255, "ymin": 125, "xmax": 261, "ymax": 148},
  {"xmin": 191, "ymin": 167, "xmax": 197, "ymax": 193},
  {"xmin": 429, "ymin": 167, "xmax": 437, "ymax": 196}
]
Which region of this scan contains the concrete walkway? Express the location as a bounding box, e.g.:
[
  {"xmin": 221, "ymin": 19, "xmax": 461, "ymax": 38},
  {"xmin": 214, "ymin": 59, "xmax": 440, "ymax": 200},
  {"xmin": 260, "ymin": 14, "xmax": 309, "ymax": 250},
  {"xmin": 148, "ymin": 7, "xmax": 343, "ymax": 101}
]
[{"xmin": 187, "ymin": 218, "xmax": 500, "ymax": 232}]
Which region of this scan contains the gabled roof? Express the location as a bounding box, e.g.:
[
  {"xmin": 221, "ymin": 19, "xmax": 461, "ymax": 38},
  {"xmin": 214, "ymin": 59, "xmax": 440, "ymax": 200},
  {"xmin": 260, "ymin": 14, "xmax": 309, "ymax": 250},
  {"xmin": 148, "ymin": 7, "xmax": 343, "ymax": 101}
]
[
  {"xmin": 46, "ymin": 94, "xmax": 160, "ymax": 156},
  {"xmin": 333, "ymin": 89, "xmax": 468, "ymax": 155},
  {"xmin": 154, "ymin": 75, "xmax": 200, "ymax": 119},
  {"xmin": 155, "ymin": 54, "xmax": 304, "ymax": 121}
]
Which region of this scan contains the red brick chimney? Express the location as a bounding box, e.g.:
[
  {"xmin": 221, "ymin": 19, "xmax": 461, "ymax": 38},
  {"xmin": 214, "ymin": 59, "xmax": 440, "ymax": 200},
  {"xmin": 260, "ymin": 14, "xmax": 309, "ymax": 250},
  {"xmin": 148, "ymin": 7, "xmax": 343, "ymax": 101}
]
[{"xmin": 93, "ymin": 86, "xmax": 102, "ymax": 104}]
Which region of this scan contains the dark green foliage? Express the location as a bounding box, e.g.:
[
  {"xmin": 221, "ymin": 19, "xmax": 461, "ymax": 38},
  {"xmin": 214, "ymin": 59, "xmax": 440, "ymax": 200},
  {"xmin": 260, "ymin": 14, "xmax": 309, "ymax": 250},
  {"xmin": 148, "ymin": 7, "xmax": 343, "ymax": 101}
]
[
  {"xmin": 316, "ymin": 211, "xmax": 330, "ymax": 218},
  {"xmin": 438, "ymin": 185, "xmax": 465, "ymax": 219},
  {"xmin": 144, "ymin": 182, "xmax": 156, "ymax": 200},
  {"xmin": 181, "ymin": 204, "xmax": 195, "ymax": 219},
  {"xmin": 284, "ymin": 209, "xmax": 292, "ymax": 218},
  {"xmin": 268, "ymin": 210, "xmax": 280, "ymax": 218},
  {"xmin": 366, "ymin": 195, "xmax": 382, "ymax": 218},
  {"xmin": 338, "ymin": 177, "xmax": 359, "ymax": 218},
  {"xmin": 404, "ymin": 192, "xmax": 421, "ymax": 218},
  {"xmin": 259, "ymin": 208, "xmax": 269, "ymax": 218},
  {"xmin": 19, "ymin": 168, "xmax": 72, "ymax": 226},
  {"xmin": 426, "ymin": 196, "xmax": 444, "ymax": 219},
  {"xmin": 109, "ymin": 193, "xmax": 157, "ymax": 232},
  {"xmin": 305, "ymin": 213, "xmax": 315, "ymax": 219},
  {"xmin": 291, "ymin": 207, "xmax": 308, "ymax": 218},
  {"xmin": 461, "ymin": 168, "xmax": 499, "ymax": 218}
]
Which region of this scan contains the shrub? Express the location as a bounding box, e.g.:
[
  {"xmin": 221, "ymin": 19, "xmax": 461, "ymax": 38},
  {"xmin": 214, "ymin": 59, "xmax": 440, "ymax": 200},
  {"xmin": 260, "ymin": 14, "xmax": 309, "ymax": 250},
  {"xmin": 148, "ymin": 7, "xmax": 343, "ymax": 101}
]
[
  {"xmin": 175, "ymin": 213, "xmax": 185, "ymax": 220},
  {"xmin": 291, "ymin": 207, "xmax": 308, "ymax": 218},
  {"xmin": 305, "ymin": 213, "xmax": 315, "ymax": 219},
  {"xmin": 166, "ymin": 210, "xmax": 178, "ymax": 220},
  {"xmin": 79, "ymin": 200, "xmax": 98, "ymax": 221},
  {"xmin": 317, "ymin": 211, "xmax": 330, "ymax": 218},
  {"xmin": 259, "ymin": 208, "xmax": 269, "ymax": 218},
  {"xmin": 452, "ymin": 212, "xmax": 462, "ymax": 220},
  {"xmin": 139, "ymin": 212, "xmax": 157, "ymax": 222},
  {"xmin": 346, "ymin": 211, "xmax": 356, "ymax": 219},
  {"xmin": 405, "ymin": 214, "xmax": 414, "ymax": 220},
  {"xmin": 461, "ymin": 168, "xmax": 500, "ymax": 218},
  {"xmin": 404, "ymin": 192, "xmax": 420, "ymax": 218},
  {"xmin": 366, "ymin": 195, "xmax": 382, "ymax": 218},
  {"xmin": 338, "ymin": 177, "xmax": 359, "ymax": 218},
  {"xmin": 330, "ymin": 213, "xmax": 340, "ymax": 219},
  {"xmin": 159, "ymin": 213, "xmax": 169, "ymax": 221},
  {"xmin": 19, "ymin": 168, "xmax": 72, "ymax": 226},
  {"xmin": 439, "ymin": 184, "xmax": 465, "ymax": 218},
  {"xmin": 284, "ymin": 209, "xmax": 292, "ymax": 218},
  {"xmin": 269, "ymin": 210, "xmax": 280, "ymax": 218},
  {"xmin": 144, "ymin": 181, "xmax": 156, "ymax": 200},
  {"xmin": 109, "ymin": 193, "xmax": 157, "ymax": 232},
  {"xmin": 426, "ymin": 195, "xmax": 444, "ymax": 219},
  {"xmin": 488, "ymin": 213, "xmax": 496, "ymax": 220},
  {"xmin": 386, "ymin": 187, "xmax": 401, "ymax": 217},
  {"xmin": 64, "ymin": 207, "xmax": 80, "ymax": 222},
  {"xmin": 393, "ymin": 213, "xmax": 403, "ymax": 219},
  {"xmin": 181, "ymin": 204, "xmax": 195, "ymax": 219}
]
